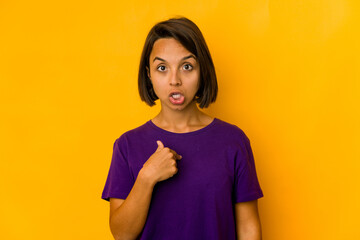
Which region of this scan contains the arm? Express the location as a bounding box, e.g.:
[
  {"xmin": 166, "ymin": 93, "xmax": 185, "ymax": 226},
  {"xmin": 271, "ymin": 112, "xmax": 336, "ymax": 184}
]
[
  {"xmin": 235, "ymin": 199, "xmax": 262, "ymax": 240},
  {"xmin": 109, "ymin": 170, "xmax": 155, "ymax": 240},
  {"xmin": 109, "ymin": 141, "xmax": 181, "ymax": 240}
]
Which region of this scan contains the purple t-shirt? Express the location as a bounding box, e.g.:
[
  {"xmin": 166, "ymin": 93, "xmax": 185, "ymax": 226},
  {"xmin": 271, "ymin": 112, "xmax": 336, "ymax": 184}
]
[{"xmin": 102, "ymin": 118, "xmax": 263, "ymax": 239}]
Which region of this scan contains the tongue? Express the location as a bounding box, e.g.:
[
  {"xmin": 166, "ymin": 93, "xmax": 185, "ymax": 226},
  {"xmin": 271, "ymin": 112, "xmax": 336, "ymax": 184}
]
[{"xmin": 169, "ymin": 94, "xmax": 185, "ymax": 105}]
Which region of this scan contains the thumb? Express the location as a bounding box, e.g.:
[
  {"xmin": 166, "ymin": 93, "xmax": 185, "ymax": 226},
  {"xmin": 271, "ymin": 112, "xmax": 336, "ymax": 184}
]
[{"xmin": 156, "ymin": 140, "xmax": 164, "ymax": 152}]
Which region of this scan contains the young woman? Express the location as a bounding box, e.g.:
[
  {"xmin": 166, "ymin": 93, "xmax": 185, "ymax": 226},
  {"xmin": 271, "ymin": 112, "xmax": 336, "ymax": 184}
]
[{"xmin": 102, "ymin": 17, "xmax": 264, "ymax": 240}]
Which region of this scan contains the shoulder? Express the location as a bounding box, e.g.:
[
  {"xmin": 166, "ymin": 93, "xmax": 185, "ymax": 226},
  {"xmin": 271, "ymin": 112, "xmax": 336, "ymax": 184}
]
[
  {"xmin": 212, "ymin": 118, "xmax": 253, "ymax": 154},
  {"xmin": 214, "ymin": 119, "xmax": 255, "ymax": 162},
  {"xmin": 113, "ymin": 121, "xmax": 152, "ymax": 148},
  {"xmin": 214, "ymin": 118, "xmax": 249, "ymax": 141}
]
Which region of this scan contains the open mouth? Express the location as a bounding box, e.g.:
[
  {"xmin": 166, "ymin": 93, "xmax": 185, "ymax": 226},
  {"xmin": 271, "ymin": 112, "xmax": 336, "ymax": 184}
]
[{"xmin": 169, "ymin": 92, "xmax": 185, "ymax": 105}]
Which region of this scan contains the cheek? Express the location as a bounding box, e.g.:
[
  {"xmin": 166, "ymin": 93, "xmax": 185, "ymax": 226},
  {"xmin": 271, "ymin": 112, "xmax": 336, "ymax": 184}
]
[
  {"xmin": 192, "ymin": 73, "xmax": 200, "ymax": 92},
  {"xmin": 151, "ymin": 79, "xmax": 166, "ymax": 96}
]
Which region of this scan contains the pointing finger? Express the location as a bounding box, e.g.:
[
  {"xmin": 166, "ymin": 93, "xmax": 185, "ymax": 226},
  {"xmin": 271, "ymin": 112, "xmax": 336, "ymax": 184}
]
[{"xmin": 170, "ymin": 149, "xmax": 182, "ymax": 160}]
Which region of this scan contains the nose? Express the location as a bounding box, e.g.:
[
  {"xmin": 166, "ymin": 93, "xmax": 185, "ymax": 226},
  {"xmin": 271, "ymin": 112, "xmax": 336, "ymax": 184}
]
[{"xmin": 169, "ymin": 69, "xmax": 182, "ymax": 86}]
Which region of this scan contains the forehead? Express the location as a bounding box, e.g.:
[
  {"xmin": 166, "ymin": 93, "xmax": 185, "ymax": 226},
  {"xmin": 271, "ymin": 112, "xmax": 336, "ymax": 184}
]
[{"xmin": 150, "ymin": 38, "xmax": 194, "ymax": 61}]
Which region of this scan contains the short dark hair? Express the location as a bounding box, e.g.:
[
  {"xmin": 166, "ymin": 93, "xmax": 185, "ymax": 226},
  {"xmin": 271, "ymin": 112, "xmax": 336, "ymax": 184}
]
[{"xmin": 138, "ymin": 17, "xmax": 218, "ymax": 108}]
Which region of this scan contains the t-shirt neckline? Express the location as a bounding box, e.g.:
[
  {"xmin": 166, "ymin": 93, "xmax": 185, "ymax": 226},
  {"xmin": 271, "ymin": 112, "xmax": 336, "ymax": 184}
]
[{"xmin": 147, "ymin": 118, "xmax": 218, "ymax": 136}]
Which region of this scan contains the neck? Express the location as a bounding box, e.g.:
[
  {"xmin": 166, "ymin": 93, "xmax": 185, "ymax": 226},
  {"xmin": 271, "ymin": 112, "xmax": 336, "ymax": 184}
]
[{"xmin": 153, "ymin": 100, "xmax": 208, "ymax": 130}]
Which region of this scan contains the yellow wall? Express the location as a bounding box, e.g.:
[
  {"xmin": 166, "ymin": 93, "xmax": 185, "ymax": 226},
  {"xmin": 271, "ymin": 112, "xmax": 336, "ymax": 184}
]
[{"xmin": 1, "ymin": 0, "xmax": 359, "ymax": 239}]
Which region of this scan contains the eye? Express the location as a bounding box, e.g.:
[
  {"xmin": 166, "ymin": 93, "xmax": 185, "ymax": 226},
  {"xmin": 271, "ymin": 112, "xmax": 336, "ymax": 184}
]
[
  {"xmin": 157, "ymin": 65, "xmax": 166, "ymax": 72},
  {"xmin": 183, "ymin": 64, "xmax": 193, "ymax": 71}
]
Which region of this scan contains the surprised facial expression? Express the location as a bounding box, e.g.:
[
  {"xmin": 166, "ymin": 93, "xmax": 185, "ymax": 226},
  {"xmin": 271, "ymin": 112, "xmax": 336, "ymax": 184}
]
[{"xmin": 147, "ymin": 38, "xmax": 200, "ymax": 111}]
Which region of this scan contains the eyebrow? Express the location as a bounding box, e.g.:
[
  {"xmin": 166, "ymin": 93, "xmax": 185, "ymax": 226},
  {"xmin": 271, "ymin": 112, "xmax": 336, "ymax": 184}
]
[{"xmin": 152, "ymin": 54, "xmax": 196, "ymax": 63}]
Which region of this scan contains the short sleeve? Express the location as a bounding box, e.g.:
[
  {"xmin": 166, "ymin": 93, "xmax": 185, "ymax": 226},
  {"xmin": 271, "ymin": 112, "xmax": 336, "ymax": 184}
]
[
  {"xmin": 233, "ymin": 133, "xmax": 264, "ymax": 203},
  {"xmin": 101, "ymin": 135, "xmax": 135, "ymax": 201}
]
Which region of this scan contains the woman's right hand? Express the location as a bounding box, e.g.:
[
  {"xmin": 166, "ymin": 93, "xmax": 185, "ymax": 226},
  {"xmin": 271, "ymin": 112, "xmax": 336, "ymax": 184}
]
[{"xmin": 140, "ymin": 140, "xmax": 182, "ymax": 184}]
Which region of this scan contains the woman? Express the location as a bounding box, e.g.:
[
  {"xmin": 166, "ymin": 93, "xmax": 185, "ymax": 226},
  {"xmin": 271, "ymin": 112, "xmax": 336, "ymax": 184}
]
[{"xmin": 102, "ymin": 17, "xmax": 264, "ymax": 240}]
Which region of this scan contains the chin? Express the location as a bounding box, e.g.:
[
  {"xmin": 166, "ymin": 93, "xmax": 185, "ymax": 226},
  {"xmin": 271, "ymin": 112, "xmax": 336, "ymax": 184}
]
[
  {"xmin": 171, "ymin": 101, "xmax": 196, "ymax": 111},
  {"xmin": 170, "ymin": 104, "xmax": 187, "ymax": 111}
]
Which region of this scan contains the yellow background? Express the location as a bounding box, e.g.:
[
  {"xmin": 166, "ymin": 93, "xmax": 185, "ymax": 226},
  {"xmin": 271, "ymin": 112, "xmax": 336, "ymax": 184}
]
[{"xmin": 1, "ymin": 0, "xmax": 359, "ymax": 239}]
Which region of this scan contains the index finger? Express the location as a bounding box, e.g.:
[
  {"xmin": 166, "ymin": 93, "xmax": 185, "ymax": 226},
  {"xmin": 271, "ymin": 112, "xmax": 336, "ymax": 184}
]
[{"xmin": 169, "ymin": 149, "xmax": 182, "ymax": 160}]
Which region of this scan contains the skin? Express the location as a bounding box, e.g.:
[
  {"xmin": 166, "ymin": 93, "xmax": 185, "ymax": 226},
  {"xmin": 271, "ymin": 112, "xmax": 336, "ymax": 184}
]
[
  {"xmin": 108, "ymin": 38, "xmax": 262, "ymax": 240},
  {"xmin": 147, "ymin": 37, "xmax": 213, "ymax": 132}
]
